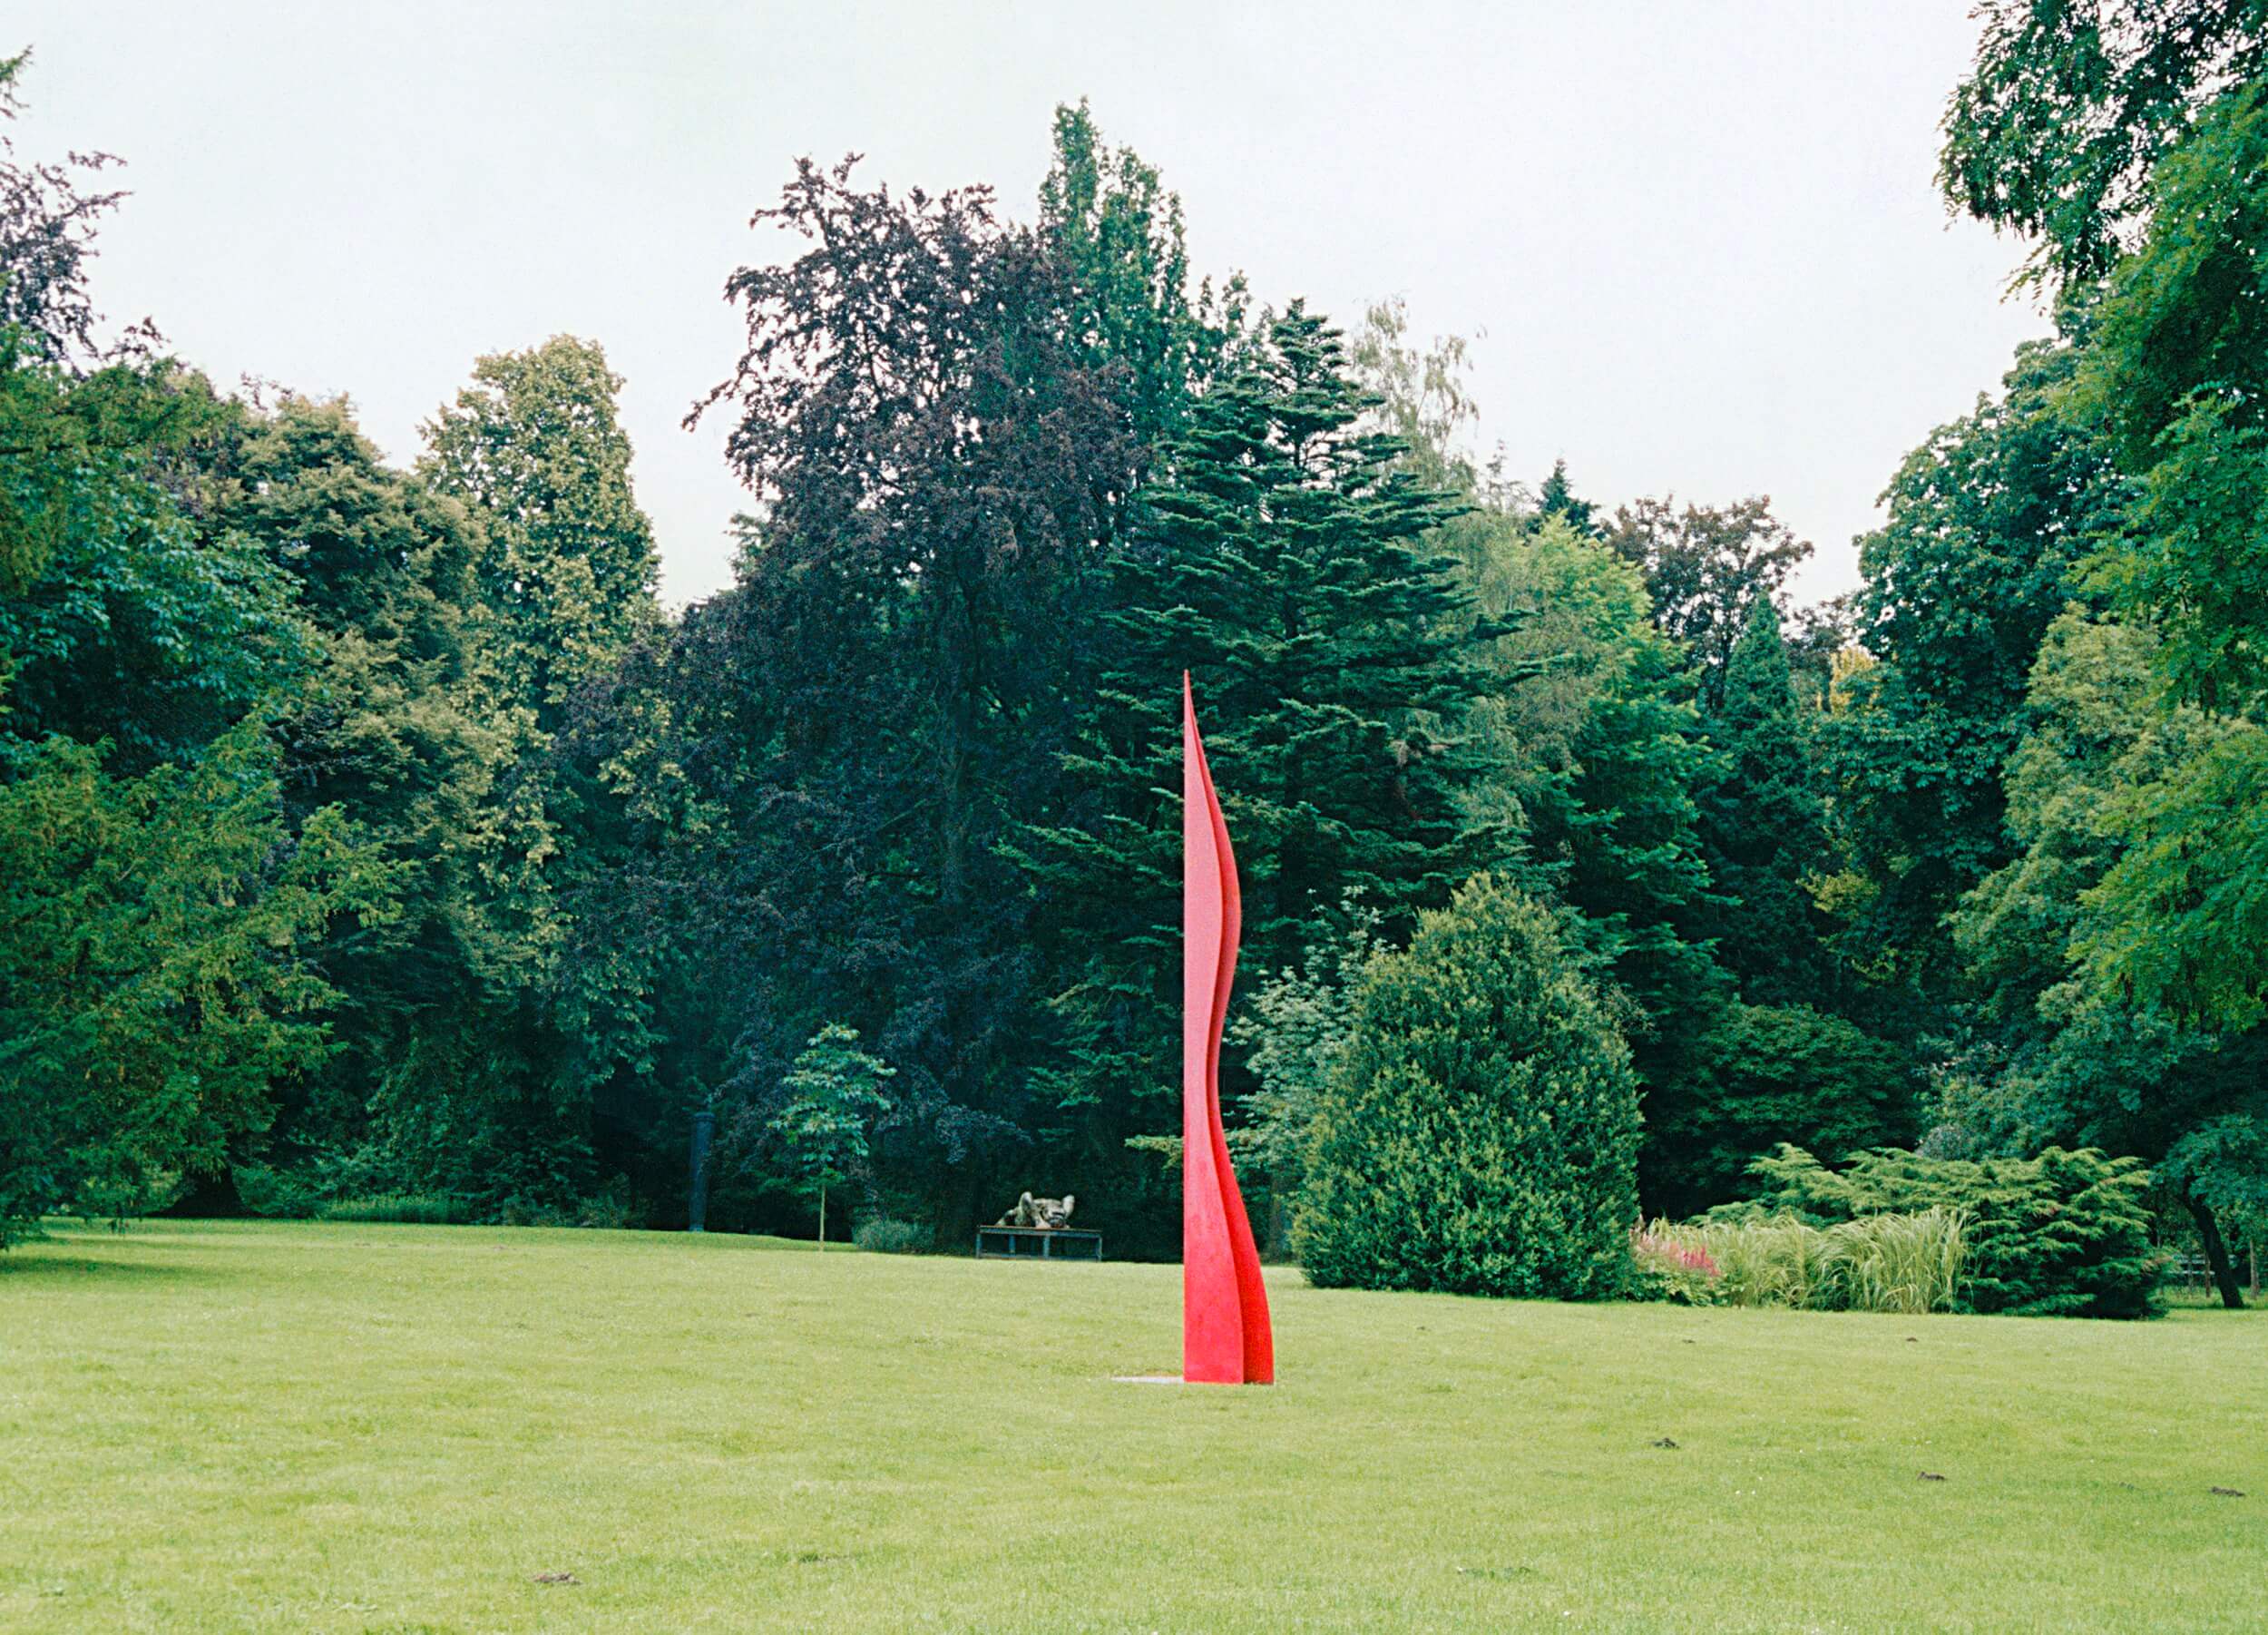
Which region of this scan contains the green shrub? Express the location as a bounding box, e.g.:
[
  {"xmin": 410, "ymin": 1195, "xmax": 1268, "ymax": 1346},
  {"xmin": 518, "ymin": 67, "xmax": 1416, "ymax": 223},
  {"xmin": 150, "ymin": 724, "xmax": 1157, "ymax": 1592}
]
[
  {"xmin": 572, "ymin": 1191, "xmax": 639, "ymax": 1230},
  {"xmin": 1227, "ymin": 893, "xmax": 1387, "ymax": 1254},
  {"xmin": 232, "ymin": 1164, "xmax": 323, "ymax": 1219},
  {"xmin": 1959, "ymin": 1150, "xmax": 2164, "ymax": 1317},
  {"xmin": 318, "ymin": 1192, "xmax": 461, "ymax": 1225},
  {"xmin": 1295, "ymin": 875, "xmax": 1641, "ymax": 1299},
  {"xmin": 854, "ymin": 1217, "xmax": 930, "ymax": 1255},
  {"xmin": 1726, "ymin": 1144, "xmax": 2165, "ymax": 1317}
]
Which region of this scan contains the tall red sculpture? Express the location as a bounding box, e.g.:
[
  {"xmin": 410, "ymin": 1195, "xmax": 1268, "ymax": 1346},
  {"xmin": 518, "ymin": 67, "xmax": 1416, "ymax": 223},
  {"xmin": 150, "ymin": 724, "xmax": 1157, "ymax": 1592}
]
[{"xmin": 1182, "ymin": 673, "xmax": 1274, "ymax": 1385}]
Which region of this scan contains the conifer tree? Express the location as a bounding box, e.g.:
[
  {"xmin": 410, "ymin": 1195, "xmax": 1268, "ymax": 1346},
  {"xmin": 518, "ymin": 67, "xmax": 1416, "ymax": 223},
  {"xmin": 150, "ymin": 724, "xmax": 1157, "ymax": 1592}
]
[
  {"xmin": 1022, "ymin": 302, "xmax": 1486, "ymax": 1157},
  {"xmin": 1454, "ymin": 516, "xmax": 1730, "ymax": 1211},
  {"xmin": 1536, "ymin": 457, "xmax": 1597, "ymax": 534},
  {"xmin": 1602, "ymin": 494, "xmax": 1810, "ymax": 709},
  {"xmin": 1696, "ymin": 596, "xmax": 1833, "ymax": 1006}
]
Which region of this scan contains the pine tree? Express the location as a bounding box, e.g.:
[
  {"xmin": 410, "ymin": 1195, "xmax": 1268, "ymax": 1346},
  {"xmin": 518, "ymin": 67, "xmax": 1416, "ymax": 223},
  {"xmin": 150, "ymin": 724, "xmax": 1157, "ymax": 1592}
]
[
  {"xmin": 1021, "ymin": 302, "xmax": 1487, "ymax": 1160},
  {"xmin": 1536, "ymin": 457, "xmax": 1597, "ymax": 534},
  {"xmin": 1696, "ymin": 596, "xmax": 1833, "ymax": 1005}
]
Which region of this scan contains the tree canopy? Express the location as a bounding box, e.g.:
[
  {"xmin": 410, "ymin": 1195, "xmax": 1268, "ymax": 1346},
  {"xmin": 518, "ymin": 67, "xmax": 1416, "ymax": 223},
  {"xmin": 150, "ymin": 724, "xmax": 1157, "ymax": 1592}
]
[{"xmin": 4, "ymin": 34, "xmax": 2263, "ymax": 1298}]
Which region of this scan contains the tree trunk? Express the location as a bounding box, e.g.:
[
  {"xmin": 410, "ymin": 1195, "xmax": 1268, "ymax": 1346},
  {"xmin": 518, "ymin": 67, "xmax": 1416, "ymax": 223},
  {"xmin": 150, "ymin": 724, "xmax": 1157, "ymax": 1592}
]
[
  {"xmin": 856, "ymin": 1154, "xmax": 885, "ymax": 1226},
  {"xmin": 2184, "ymin": 1190, "xmax": 2244, "ymax": 1309},
  {"xmin": 818, "ymin": 1183, "xmax": 826, "ymax": 1253}
]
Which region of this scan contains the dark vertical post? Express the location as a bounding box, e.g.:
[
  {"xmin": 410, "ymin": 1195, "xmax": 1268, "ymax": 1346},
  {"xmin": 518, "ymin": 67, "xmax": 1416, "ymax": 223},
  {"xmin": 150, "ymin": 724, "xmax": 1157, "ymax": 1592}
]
[
  {"xmin": 688, "ymin": 1109, "xmax": 716, "ymax": 1233},
  {"xmin": 2185, "ymin": 1190, "xmax": 2245, "ymax": 1309}
]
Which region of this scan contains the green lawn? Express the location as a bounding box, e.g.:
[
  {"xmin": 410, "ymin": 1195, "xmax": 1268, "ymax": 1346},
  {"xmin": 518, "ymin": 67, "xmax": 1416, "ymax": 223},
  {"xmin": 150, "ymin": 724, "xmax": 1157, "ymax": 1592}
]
[{"xmin": 1, "ymin": 1221, "xmax": 2262, "ymax": 1633}]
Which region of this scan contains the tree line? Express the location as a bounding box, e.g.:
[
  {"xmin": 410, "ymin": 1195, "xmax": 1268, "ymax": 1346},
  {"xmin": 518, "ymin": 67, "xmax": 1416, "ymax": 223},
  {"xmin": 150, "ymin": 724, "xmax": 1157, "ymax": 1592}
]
[{"xmin": 3, "ymin": 8, "xmax": 2263, "ymax": 1300}]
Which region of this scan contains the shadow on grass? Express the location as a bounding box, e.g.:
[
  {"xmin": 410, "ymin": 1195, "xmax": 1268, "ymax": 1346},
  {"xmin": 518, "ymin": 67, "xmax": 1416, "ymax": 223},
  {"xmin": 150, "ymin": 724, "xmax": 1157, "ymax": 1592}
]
[
  {"xmin": 0, "ymin": 1254, "xmax": 219, "ymax": 1285},
  {"xmin": 1, "ymin": 1229, "xmax": 230, "ymax": 1285}
]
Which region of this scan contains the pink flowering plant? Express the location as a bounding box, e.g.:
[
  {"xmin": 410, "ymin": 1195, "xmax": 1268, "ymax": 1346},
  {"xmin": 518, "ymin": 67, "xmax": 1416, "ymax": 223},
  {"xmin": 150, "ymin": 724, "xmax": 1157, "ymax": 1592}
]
[{"xmin": 1628, "ymin": 1219, "xmax": 1725, "ymax": 1304}]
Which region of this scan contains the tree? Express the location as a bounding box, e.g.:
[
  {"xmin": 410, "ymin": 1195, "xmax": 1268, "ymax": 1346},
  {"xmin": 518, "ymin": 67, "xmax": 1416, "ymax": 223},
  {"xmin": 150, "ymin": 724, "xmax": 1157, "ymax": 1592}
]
[
  {"xmin": 0, "ymin": 48, "xmax": 130, "ymax": 365},
  {"xmin": 1536, "ymin": 457, "xmax": 1597, "ymax": 534},
  {"xmin": 0, "ymin": 725, "xmax": 383, "ymax": 1244},
  {"xmin": 1350, "ymin": 298, "xmax": 1490, "ymax": 495},
  {"xmin": 1296, "ymin": 875, "xmax": 1640, "ymax": 1298},
  {"xmin": 1040, "ymin": 101, "xmax": 1241, "ymax": 454},
  {"xmin": 668, "ymin": 153, "xmax": 1136, "ymax": 1233},
  {"xmin": 1019, "ymin": 302, "xmax": 1485, "ymax": 1193},
  {"xmin": 2074, "ymin": 80, "xmax": 2268, "ymax": 715},
  {"xmin": 1952, "ymin": 613, "xmax": 2268, "ymax": 1307},
  {"xmin": 1223, "ymin": 893, "xmax": 1386, "ymax": 1255},
  {"xmin": 2, "ymin": 51, "xmax": 217, "ymax": 630},
  {"xmin": 1940, "ymin": 0, "xmax": 2268, "ymax": 289},
  {"xmin": 1345, "ymin": 308, "xmax": 1749, "ymax": 1215},
  {"xmin": 1345, "ymin": 311, "xmax": 1752, "ymax": 1214},
  {"xmin": 0, "ymin": 359, "xmax": 303, "ymax": 776},
  {"xmin": 1821, "ymin": 328, "xmax": 2120, "ymax": 1028},
  {"xmin": 1649, "ymin": 1003, "xmax": 1920, "ymax": 1216},
  {"xmin": 1694, "ymin": 596, "xmax": 1837, "ymax": 1007},
  {"xmin": 1932, "ymin": 23, "xmax": 2268, "ymax": 1303},
  {"xmin": 2042, "ymin": 85, "xmax": 2268, "ymax": 1043},
  {"xmin": 1927, "ymin": 8, "xmax": 2268, "ymax": 1306},
  {"xmin": 198, "ymin": 392, "xmax": 596, "ymax": 1219},
  {"xmin": 422, "ymin": 336, "xmax": 660, "ymax": 725},
  {"xmin": 1601, "ymin": 494, "xmax": 1810, "ymax": 707},
  {"xmin": 768, "ymin": 1024, "xmax": 895, "ymax": 1249},
  {"xmin": 1453, "ymin": 516, "xmax": 1729, "ymax": 1208},
  {"xmin": 1783, "ymin": 593, "xmax": 1854, "ymax": 708},
  {"xmin": 220, "ymin": 395, "xmax": 481, "ymax": 648},
  {"xmin": 0, "ymin": 54, "xmax": 410, "ymax": 1238},
  {"xmin": 417, "ymin": 338, "xmax": 670, "ymax": 1209}
]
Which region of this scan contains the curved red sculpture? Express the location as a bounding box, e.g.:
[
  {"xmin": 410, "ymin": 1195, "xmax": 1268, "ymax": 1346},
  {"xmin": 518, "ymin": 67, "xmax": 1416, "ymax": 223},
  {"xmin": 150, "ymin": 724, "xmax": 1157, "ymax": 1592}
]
[{"xmin": 1182, "ymin": 672, "xmax": 1274, "ymax": 1385}]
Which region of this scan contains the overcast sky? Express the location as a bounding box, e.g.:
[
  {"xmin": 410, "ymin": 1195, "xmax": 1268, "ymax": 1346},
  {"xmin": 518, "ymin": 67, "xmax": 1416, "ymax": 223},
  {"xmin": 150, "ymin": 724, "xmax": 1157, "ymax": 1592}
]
[{"xmin": 20, "ymin": 1, "xmax": 2044, "ymax": 608}]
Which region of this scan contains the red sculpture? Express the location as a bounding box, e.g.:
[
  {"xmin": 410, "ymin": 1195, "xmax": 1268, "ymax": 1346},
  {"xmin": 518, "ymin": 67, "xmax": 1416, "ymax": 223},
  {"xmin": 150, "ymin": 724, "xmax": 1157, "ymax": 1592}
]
[{"xmin": 1181, "ymin": 673, "xmax": 1274, "ymax": 1385}]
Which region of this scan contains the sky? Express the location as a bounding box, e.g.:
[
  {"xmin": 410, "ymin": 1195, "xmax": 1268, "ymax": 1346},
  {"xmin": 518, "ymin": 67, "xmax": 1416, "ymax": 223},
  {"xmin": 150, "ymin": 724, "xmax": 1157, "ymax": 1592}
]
[{"xmin": 17, "ymin": 2, "xmax": 2048, "ymax": 609}]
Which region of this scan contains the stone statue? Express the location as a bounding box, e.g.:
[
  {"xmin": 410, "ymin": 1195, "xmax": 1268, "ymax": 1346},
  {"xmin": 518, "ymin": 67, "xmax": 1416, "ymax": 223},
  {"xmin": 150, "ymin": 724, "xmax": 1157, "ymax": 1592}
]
[{"xmin": 995, "ymin": 1192, "xmax": 1075, "ymax": 1231}]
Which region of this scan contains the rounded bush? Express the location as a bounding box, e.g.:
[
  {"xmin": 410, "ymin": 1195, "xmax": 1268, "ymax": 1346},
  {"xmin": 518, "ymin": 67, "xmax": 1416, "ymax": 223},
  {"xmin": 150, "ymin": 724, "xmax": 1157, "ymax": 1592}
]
[
  {"xmin": 1295, "ymin": 874, "xmax": 1641, "ymax": 1298},
  {"xmin": 853, "ymin": 1217, "xmax": 930, "ymax": 1255}
]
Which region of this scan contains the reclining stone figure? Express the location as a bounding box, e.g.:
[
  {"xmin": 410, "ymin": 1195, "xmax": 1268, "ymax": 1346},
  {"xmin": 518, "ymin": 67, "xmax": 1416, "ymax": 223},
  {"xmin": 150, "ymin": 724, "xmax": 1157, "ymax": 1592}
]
[{"xmin": 994, "ymin": 1191, "xmax": 1075, "ymax": 1231}]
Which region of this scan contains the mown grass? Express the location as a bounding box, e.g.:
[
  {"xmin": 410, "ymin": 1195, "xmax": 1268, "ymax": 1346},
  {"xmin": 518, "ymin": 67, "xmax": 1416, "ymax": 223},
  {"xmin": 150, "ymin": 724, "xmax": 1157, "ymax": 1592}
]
[{"xmin": 1, "ymin": 1220, "xmax": 2263, "ymax": 1633}]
